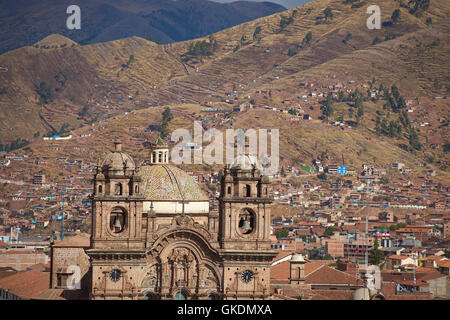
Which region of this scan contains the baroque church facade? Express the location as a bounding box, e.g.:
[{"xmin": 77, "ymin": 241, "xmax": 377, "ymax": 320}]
[{"xmin": 51, "ymin": 138, "xmax": 277, "ymax": 300}]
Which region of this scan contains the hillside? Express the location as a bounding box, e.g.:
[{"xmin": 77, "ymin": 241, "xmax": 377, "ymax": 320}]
[
  {"xmin": 0, "ymin": 0, "xmax": 286, "ymax": 54},
  {"xmin": 0, "ymin": 0, "xmax": 448, "ymax": 178},
  {"xmin": 34, "ymin": 34, "xmax": 78, "ymax": 49}
]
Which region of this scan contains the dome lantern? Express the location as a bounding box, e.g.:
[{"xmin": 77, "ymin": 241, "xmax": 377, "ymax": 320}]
[{"xmin": 150, "ymin": 136, "xmax": 169, "ymax": 164}]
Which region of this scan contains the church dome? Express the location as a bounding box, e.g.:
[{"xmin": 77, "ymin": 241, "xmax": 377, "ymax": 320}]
[
  {"xmin": 100, "ymin": 142, "xmax": 135, "ymax": 175},
  {"xmin": 137, "ymin": 165, "xmax": 209, "ymax": 201}
]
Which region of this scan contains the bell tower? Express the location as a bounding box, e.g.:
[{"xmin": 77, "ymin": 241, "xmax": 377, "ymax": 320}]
[
  {"xmin": 218, "ymin": 141, "xmax": 277, "ymax": 299},
  {"xmin": 87, "ymin": 141, "xmax": 146, "ymax": 300}
]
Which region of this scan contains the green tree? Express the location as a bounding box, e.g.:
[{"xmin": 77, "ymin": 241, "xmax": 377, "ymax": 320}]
[
  {"xmin": 323, "ymin": 226, "xmax": 336, "ymax": 237},
  {"xmin": 409, "ymin": 127, "xmax": 422, "ymax": 150},
  {"xmin": 275, "ymin": 228, "xmax": 289, "ymax": 239},
  {"xmin": 343, "ymin": 33, "xmax": 352, "ymax": 44},
  {"xmin": 409, "ymin": 0, "xmax": 430, "ymax": 15},
  {"xmin": 391, "ymin": 9, "xmax": 401, "ymax": 23},
  {"xmin": 325, "ymin": 92, "xmax": 333, "ymax": 118},
  {"xmin": 372, "ymin": 37, "xmax": 381, "ymax": 45},
  {"xmin": 287, "ymin": 47, "xmax": 297, "ymax": 56},
  {"xmin": 348, "ymin": 107, "xmax": 354, "ymax": 119},
  {"xmin": 159, "ymin": 107, "xmax": 173, "ymax": 138},
  {"xmin": 253, "ymin": 26, "xmax": 262, "ymax": 40},
  {"xmin": 369, "ymin": 237, "xmax": 383, "ymax": 265},
  {"xmin": 36, "ymin": 82, "xmax": 53, "ymax": 104},
  {"xmin": 280, "ymin": 15, "xmax": 294, "ymax": 29},
  {"xmin": 317, "ymin": 172, "xmax": 327, "ymax": 181},
  {"xmin": 323, "ymin": 7, "xmax": 333, "ymax": 21},
  {"xmin": 162, "ymin": 107, "xmax": 173, "ymax": 123},
  {"xmin": 303, "ymin": 32, "xmax": 313, "ymax": 45}
]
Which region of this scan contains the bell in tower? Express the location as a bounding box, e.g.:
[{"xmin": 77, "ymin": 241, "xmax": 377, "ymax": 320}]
[{"xmin": 113, "ymin": 215, "xmax": 122, "ymax": 233}]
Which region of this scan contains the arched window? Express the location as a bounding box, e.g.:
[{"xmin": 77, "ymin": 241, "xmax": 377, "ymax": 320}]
[
  {"xmin": 135, "ymin": 185, "xmax": 139, "ymax": 194},
  {"xmin": 98, "ymin": 185, "xmax": 102, "ymax": 194},
  {"xmin": 110, "ymin": 207, "xmax": 126, "ymax": 233},
  {"xmin": 238, "ymin": 208, "xmax": 255, "ymax": 235},
  {"xmin": 227, "ymin": 186, "xmax": 231, "ymax": 195},
  {"xmin": 115, "ymin": 183, "xmax": 123, "ymax": 195},
  {"xmin": 158, "ymin": 152, "xmax": 162, "ymax": 163},
  {"xmin": 245, "ymin": 185, "xmax": 251, "ymax": 197}
]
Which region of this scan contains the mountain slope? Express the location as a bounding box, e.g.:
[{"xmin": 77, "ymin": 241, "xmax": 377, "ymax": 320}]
[
  {"xmin": 0, "ymin": 0, "xmax": 286, "ymax": 54},
  {"xmin": 0, "ymin": 0, "xmax": 448, "ymax": 177}
]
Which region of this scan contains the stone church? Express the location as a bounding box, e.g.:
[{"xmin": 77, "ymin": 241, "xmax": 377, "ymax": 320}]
[{"xmin": 49, "ymin": 138, "xmax": 277, "ymax": 300}]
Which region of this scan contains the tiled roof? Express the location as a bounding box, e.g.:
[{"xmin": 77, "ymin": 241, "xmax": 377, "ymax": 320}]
[
  {"xmin": 138, "ymin": 165, "xmax": 208, "ymax": 201},
  {"xmin": 27, "ymin": 263, "xmax": 51, "ymax": 272},
  {"xmin": 270, "ymin": 261, "xmax": 330, "ymax": 281},
  {"xmin": 0, "ymin": 267, "xmax": 17, "ymax": 280},
  {"xmin": 35, "ymin": 288, "xmax": 66, "ymax": 300},
  {"xmin": 270, "ymin": 260, "xmax": 290, "ymax": 280},
  {"xmin": 0, "ymin": 270, "xmax": 50, "ymax": 299},
  {"xmin": 0, "ymin": 241, "xmax": 9, "ymax": 248},
  {"xmin": 436, "ymin": 259, "xmax": 450, "ymax": 268},
  {"xmin": 305, "ymin": 265, "xmax": 361, "ymax": 285},
  {"xmin": 426, "ymin": 255, "xmax": 446, "ymax": 261},
  {"xmin": 388, "ymin": 254, "xmax": 409, "ymax": 260},
  {"xmin": 272, "ymin": 251, "xmax": 295, "ymax": 264}
]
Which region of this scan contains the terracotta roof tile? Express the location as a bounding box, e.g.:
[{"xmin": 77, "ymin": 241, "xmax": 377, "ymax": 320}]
[
  {"xmin": 306, "ymin": 265, "xmax": 362, "ymax": 285},
  {"xmin": 0, "ymin": 270, "xmax": 50, "ymax": 299},
  {"xmin": 436, "ymin": 259, "xmax": 450, "ymax": 268},
  {"xmin": 270, "ymin": 260, "xmax": 291, "ymax": 280},
  {"xmin": 0, "ymin": 241, "xmax": 9, "ymax": 248}
]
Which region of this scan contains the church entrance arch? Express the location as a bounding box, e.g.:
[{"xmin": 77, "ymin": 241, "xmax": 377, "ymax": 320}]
[{"xmin": 141, "ymin": 230, "xmax": 221, "ymax": 300}]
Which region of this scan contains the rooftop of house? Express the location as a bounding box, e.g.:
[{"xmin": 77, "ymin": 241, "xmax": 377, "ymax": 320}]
[
  {"xmin": 270, "ymin": 258, "xmax": 363, "ymax": 287},
  {"xmin": 436, "ymin": 259, "xmax": 450, "ymax": 268},
  {"xmin": 0, "ymin": 269, "xmax": 50, "ymax": 299},
  {"xmin": 388, "ymin": 254, "xmax": 411, "ymax": 260}
]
